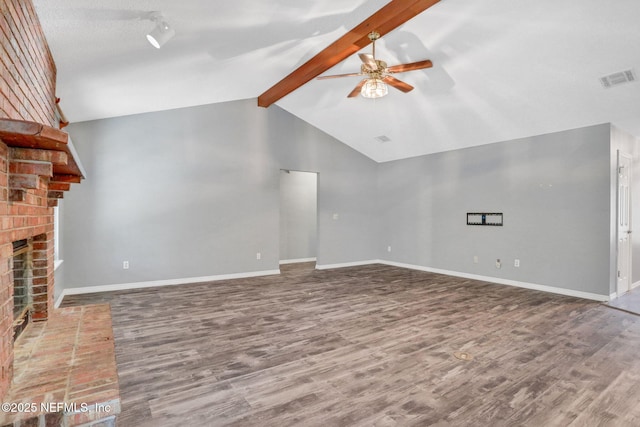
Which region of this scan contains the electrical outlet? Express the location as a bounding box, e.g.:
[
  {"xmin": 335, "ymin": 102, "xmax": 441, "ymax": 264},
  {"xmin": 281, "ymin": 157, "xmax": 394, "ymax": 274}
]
[
  {"xmin": 473, "ymin": 255, "xmax": 478, "ymax": 264},
  {"xmin": 387, "ymin": 246, "xmax": 392, "ymax": 252},
  {"xmin": 514, "ymin": 259, "xmax": 520, "ymax": 267},
  {"xmin": 332, "ymin": 213, "xmax": 339, "ymax": 220},
  {"xmin": 256, "ymin": 252, "xmax": 261, "ymax": 260},
  {"xmin": 495, "ymin": 259, "xmax": 501, "ymax": 269},
  {"xmin": 123, "ymin": 261, "xmax": 129, "ymax": 269}
]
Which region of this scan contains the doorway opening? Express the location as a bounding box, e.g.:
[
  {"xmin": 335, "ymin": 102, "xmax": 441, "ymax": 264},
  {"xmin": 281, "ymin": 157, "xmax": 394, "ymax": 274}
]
[{"xmin": 279, "ymin": 170, "xmax": 318, "ymax": 268}]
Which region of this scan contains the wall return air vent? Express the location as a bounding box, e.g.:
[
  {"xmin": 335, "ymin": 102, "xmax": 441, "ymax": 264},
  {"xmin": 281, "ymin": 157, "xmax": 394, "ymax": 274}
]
[{"xmin": 600, "ymin": 69, "xmax": 636, "ymax": 88}]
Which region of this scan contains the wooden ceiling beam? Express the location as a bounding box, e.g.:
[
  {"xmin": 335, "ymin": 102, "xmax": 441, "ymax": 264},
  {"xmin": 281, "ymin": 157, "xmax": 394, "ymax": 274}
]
[{"xmin": 257, "ymin": 0, "xmax": 440, "ymax": 108}]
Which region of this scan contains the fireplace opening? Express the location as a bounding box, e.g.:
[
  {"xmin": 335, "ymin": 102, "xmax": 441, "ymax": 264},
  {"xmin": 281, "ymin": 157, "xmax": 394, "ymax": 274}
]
[{"xmin": 12, "ymin": 238, "xmax": 33, "ymax": 341}]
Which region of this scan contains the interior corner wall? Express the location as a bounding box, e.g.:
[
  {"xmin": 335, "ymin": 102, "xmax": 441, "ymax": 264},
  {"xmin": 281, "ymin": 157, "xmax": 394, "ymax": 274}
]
[
  {"xmin": 377, "ymin": 123, "xmax": 612, "ymax": 296},
  {"xmin": 610, "ymin": 124, "xmax": 640, "ymax": 289},
  {"xmin": 60, "ymin": 99, "xmax": 378, "ymax": 289}
]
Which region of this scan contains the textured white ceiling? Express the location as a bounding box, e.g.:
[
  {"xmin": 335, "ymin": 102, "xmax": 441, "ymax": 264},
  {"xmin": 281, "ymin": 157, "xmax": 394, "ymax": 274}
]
[{"xmin": 33, "ymin": 0, "xmax": 640, "ymax": 162}]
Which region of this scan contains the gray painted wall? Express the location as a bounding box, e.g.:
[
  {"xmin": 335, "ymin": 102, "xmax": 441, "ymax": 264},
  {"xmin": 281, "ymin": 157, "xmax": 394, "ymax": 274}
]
[
  {"xmin": 279, "ymin": 170, "xmax": 317, "ymax": 261},
  {"xmin": 377, "ymin": 124, "xmax": 613, "ymax": 296},
  {"xmin": 60, "ymin": 100, "xmax": 638, "ymax": 299},
  {"xmin": 61, "ymin": 99, "xmax": 378, "ymax": 289}
]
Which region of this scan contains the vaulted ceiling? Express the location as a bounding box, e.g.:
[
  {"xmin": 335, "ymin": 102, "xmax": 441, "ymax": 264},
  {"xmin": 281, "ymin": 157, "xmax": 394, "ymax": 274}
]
[{"xmin": 33, "ymin": 0, "xmax": 640, "ymax": 162}]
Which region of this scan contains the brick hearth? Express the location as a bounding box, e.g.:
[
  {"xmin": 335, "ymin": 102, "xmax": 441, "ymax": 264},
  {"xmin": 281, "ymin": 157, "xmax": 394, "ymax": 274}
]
[{"xmin": 0, "ymin": 304, "xmax": 120, "ymax": 426}]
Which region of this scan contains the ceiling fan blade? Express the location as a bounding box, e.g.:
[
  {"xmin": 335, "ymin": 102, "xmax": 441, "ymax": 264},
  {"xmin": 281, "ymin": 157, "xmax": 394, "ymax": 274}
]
[
  {"xmin": 258, "ymin": 0, "xmax": 441, "ymax": 107},
  {"xmin": 348, "ymin": 80, "xmax": 368, "ymax": 97},
  {"xmin": 359, "ymin": 53, "xmax": 378, "ymax": 71},
  {"xmin": 387, "ymin": 59, "xmax": 433, "ymax": 73},
  {"xmin": 317, "ymin": 72, "xmax": 363, "ymax": 80},
  {"xmin": 383, "ymin": 76, "xmax": 414, "ymax": 93}
]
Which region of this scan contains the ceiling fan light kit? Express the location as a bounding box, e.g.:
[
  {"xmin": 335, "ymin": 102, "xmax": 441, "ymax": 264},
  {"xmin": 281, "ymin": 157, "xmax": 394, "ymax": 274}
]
[
  {"xmin": 361, "ymin": 78, "xmax": 388, "ymax": 98},
  {"xmin": 317, "ymin": 31, "xmax": 433, "ymax": 99},
  {"xmin": 146, "ymin": 12, "xmax": 175, "ymax": 49}
]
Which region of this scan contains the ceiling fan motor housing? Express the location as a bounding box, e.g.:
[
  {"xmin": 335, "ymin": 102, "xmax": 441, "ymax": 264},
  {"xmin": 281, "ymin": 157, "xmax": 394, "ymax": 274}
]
[{"xmin": 317, "ymin": 30, "xmax": 432, "ymax": 98}]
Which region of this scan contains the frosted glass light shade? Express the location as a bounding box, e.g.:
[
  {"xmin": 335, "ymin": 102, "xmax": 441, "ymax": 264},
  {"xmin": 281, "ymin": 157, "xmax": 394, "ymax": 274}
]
[{"xmin": 361, "ymin": 78, "xmax": 388, "ymax": 98}]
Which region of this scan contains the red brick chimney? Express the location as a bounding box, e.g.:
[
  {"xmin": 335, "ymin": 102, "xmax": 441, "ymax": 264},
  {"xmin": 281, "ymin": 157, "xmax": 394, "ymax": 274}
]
[{"xmin": 0, "ymin": 0, "xmax": 82, "ymax": 399}]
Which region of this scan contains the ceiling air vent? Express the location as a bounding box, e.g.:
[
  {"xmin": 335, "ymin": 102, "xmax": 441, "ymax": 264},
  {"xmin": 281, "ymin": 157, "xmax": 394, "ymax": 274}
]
[
  {"xmin": 375, "ymin": 135, "xmax": 391, "ymax": 143},
  {"xmin": 600, "ymin": 69, "xmax": 636, "ymax": 88}
]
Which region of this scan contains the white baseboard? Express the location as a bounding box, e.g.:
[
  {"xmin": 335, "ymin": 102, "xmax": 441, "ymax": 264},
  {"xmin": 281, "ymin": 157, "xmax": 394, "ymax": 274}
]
[
  {"xmin": 609, "ymin": 292, "xmax": 618, "ymax": 301},
  {"xmin": 54, "ymin": 269, "xmax": 281, "ymax": 308},
  {"xmin": 632, "ymin": 280, "xmax": 640, "ymax": 290},
  {"xmin": 379, "ymin": 260, "xmax": 609, "ymax": 302},
  {"xmin": 315, "ymin": 260, "xmax": 379, "ymax": 270},
  {"xmin": 54, "ymin": 293, "xmax": 65, "ymax": 309},
  {"xmin": 54, "ymin": 260, "xmax": 611, "ymax": 308},
  {"xmin": 280, "ymin": 257, "xmax": 317, "ymax": 265}
]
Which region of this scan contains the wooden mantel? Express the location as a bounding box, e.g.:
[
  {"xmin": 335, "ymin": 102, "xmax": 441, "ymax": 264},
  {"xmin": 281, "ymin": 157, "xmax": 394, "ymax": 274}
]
[{"xmin": 0, "ymin": 118, "xmax": 84, "ymax": 207}]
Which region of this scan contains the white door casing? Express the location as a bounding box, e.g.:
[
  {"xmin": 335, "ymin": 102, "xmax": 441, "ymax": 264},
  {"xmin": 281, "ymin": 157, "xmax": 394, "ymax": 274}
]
[{"xmin": 617, "ymin": 151, "xmax": 632, "ymax": 296}]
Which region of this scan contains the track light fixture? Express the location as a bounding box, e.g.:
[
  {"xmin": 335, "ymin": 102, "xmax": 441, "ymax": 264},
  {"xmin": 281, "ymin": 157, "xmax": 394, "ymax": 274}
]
[{"xmin": 146, "ymin": 12, "xmax": 175, "ymax": 49}]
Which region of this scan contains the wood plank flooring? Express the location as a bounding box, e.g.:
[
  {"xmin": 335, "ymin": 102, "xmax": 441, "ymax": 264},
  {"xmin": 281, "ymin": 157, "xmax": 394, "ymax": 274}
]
[{"xmin": 61, "ymin": 263, "xmax": 640, "ymax": 426}]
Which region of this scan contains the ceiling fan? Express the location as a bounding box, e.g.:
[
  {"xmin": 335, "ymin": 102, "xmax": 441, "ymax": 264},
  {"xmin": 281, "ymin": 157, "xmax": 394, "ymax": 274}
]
[{"xmin": 317, "ymin": 31, "xmax": 433, "ymax": 99}]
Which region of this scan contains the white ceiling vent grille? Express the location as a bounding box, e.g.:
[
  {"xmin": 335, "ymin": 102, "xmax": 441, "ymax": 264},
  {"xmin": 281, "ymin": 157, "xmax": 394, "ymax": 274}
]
[
  {"xmin": 600, "ymin": 69, "xmax": 636, "ymax": 88},
  {"xmin": 375, "ymin": 135, "xmax": 391, "ymax": 143}
]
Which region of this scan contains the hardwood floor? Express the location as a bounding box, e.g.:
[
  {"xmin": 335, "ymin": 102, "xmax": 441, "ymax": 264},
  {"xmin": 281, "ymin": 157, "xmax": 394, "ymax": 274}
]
[{"xmin": 61, "ymin": 263, "xmax": 640, "ymax": 426}]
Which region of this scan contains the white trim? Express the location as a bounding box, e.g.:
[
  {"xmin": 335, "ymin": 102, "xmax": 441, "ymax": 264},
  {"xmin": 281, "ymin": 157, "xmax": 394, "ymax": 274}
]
[
  {"xmin": 53, "ymin": 261, "xmax": 612, "ymax": 308},
  {"xmin": 379, "ymin": 260, "xmax": 610, "ymax": 302},
  {"xmin": 616, "ymin": 151, "xmax": 633, "ymax": 297},
  {"xmin": 610, "ymin": 281, "xmax": 640, "ymax": 300},
  {"xmin": 315, "ymin": 260, "xmax": 379, "ymax": 270},
  {"xmin": 56, "ymin": 269, "xmax": 281, "ymax": 304},
  {"xmin": 279, "ymin": 257, "xmax": 316, "ymax": 265},
  {"xmin": 54, "ymin": 293, "xmax": 65, "ymax": 309},
  {"xmin": 67, "ymin": 136, "xmax": 88, "ymax": 178},
  {"xmin": 54, "ymin": 259, "xmax": 64, "ymax": 271}
]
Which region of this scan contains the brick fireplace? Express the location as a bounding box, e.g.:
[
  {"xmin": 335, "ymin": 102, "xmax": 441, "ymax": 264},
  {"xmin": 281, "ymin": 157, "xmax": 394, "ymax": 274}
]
[
  {"xmin": 11, "ymin": 237, "xmax": 33, "ymax": 341},
  {"xmin": 0, "ymin": 3, "xmax": 120, "ymax": 425},
  {"xmin": 0, "ymin": 0, "xmax": 82, "ymax": 400}
]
